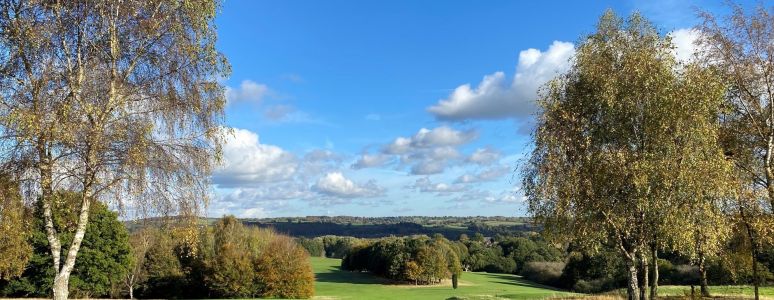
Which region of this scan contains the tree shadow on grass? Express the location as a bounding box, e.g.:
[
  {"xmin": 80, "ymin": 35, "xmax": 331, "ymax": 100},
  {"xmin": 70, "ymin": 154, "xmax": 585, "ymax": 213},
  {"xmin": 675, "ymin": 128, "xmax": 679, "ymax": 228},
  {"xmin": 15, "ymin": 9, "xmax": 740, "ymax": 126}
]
[
  {"xmin": 314, "ymin": 265, "xmax": 393, "ymax": 285},
  {"xmin": 478, "ymin": 273, "xmax": 566, "ymax": 292}
]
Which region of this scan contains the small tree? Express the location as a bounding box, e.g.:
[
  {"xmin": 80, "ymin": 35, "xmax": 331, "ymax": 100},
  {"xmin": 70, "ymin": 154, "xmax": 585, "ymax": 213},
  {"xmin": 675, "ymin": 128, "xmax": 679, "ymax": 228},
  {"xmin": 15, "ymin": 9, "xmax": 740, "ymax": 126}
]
[
  {"xmin": 255, "ymin": 235, "xmax": 315, "ymax": 299},
  {"xmin": 0, "ymin": 175, "xmax": 30, "ymax": 280},
  {"xmin": 124, "ymin": 228, "xmax": 154, "ymax": 299},
  {"xmin": 405, "ymin": 260, "xmax": 422, "ymax": 285}
]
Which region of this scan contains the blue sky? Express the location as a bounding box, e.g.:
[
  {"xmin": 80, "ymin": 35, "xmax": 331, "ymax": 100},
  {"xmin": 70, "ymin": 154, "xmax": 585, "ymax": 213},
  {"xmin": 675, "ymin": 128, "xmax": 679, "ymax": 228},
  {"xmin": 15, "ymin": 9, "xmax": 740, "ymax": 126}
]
[{"xmin": 207, "ymin": 0, "xmax": 752, "ymax": 218}]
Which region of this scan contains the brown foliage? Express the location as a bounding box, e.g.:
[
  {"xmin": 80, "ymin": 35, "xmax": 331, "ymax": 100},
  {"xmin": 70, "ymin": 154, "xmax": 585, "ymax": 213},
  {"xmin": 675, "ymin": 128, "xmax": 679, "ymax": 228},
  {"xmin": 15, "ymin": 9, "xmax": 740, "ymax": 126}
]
[{"xmin": 255, "ymin": 235, "xmax": 315, "ymax": 299}]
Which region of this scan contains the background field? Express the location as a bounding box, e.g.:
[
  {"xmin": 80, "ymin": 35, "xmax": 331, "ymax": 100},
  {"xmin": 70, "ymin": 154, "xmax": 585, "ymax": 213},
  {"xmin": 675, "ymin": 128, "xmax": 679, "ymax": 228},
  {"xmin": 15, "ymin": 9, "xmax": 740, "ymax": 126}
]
[{"xmin": 310, "ymin": 257, "xmax": 571, "ymax": 300}]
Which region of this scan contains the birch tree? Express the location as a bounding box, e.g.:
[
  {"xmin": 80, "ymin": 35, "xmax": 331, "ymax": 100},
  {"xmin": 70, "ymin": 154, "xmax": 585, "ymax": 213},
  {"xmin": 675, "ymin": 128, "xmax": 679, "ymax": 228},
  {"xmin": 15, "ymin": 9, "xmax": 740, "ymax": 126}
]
[
  {"xmin": 699, "ymin": 4, "xmax": 774, "ymax": 299},
  {"xmin": 523, "ymin": 11, "xmax": 730, "ymax": 300},
  {"xmin": 0, "ymin": 1, "xmax": 228, "ymax": 299}
]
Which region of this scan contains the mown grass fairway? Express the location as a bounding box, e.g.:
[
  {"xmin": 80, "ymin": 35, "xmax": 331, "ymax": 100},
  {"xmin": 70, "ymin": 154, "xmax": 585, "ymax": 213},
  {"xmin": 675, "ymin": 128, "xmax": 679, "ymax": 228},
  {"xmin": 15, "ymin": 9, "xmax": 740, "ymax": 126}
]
[{"xmin": 311, "ymin": 257, "xmax": 571, "ymax": 300}]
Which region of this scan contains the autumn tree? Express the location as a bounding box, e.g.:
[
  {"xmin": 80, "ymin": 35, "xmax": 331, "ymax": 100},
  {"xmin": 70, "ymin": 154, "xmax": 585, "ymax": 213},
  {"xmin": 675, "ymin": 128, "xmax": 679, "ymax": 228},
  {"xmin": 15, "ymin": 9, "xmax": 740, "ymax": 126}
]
[
  {"xmin": 405, "ymin": 260, "xmax": 421, "ymax": 285},
  {"xmin": 698, "ymin": 4, "xmax": 774, "ymax": 299},
  {"xmin": 254, "ymin": 235, "xmax": 315, "ymax": 299},
  {"xmin": 124, "ymin": 228, "xmax": 154, "ymax": 299},
  {"xmin": 0, "ymin": 1, "xmax": 228, "ymax": 299},
  {"xmin": 0, "ymin": 174, "xmax": 30, "ymax": 280},
  {"xmin": 523, "ymin": 11, "xmax": 730, "ymax": 300},
  {"xmin": 204, "ymin": 216, "xmax": 258, "ymax": 298}
]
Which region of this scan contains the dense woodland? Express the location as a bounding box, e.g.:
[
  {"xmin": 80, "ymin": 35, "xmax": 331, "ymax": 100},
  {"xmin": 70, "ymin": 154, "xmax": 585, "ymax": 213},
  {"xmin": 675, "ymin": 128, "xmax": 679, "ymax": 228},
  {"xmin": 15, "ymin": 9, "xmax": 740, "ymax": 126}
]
[{"xmin": 243, "ymin": 216, "xmax": 532, "ymax": 238}]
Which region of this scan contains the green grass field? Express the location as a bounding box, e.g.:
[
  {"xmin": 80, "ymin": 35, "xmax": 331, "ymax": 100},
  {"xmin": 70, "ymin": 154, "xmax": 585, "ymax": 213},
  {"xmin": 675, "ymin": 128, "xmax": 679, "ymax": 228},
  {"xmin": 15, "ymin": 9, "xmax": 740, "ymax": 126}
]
[
  {"xmin": 655, "ymin": 285, "xmax": 774, "ymax": 298},
  {"xmin": 310, "ymin": 257, "xmax": 572, "ymax": 300}
]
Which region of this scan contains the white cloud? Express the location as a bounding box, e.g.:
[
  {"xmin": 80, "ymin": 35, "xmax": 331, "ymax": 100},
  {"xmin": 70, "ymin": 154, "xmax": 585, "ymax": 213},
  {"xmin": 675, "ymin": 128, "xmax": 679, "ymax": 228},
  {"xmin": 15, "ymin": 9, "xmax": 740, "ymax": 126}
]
[
  {"xmin": 226, "ymin": 80, "xmax": 269, "ymax": 104},
  {"xmin": 313, "ymin": 172, "xmax": 385, "ymax": 198},
  {"xmin": 353, "ymin": 126, "xmax": 478, "ymax": 174},
  {"xmin": 428, "ymin": 41, "xmax": 575, "ymax": 121},
  {"xmin": 383, "ymin": 126, "xmax": 477, "ymax": 154},
  {"xmin": 669, "ymin": 28, "xmax": 700, "ymax": 64},
  {"xmin": 410, "ymin": 160, "xmax": 448, "ymax": 175},
  {"xmin": 467, "ymin": 147, "xmax": 501, "ymax": 165},
  {"xmin": 449, "ymin": 189, "xmax": 523, "ymax": 205},
  {"xmin": 455, "ymin": 165, "xmax": 510, "ymax": 184},
  {"xmin": 408, "ymin": 177, "xmax": 467, "ymax": 194},
  {"xmin": 214, "ymin": 128, "xmax": 297, "ymax": 187}
]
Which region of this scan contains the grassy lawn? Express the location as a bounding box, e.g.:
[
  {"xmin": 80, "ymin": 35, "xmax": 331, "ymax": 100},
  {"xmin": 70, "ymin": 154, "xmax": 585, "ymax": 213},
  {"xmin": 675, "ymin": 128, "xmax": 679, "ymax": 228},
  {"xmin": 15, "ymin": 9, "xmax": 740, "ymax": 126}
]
[
  {"xmin": 655, "ymin": 285, "xmax": 774, "ymax": 299},
  {"xmin": 311, "ymin": 257, "xmax": 572, "ymax": 300}
]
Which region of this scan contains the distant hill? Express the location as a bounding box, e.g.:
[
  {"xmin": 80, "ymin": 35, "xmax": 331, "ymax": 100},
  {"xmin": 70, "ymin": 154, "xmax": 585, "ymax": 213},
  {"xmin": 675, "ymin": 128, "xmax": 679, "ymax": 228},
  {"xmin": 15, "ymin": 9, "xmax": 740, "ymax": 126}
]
[{"xmin": 124, "ymin": 215, "xmax": 536, "ymax": 239}]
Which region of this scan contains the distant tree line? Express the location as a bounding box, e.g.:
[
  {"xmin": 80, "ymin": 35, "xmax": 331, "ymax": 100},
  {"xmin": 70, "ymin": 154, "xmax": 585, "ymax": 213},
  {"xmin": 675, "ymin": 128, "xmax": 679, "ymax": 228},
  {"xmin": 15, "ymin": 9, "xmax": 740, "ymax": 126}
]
[{"xmin": 245, "ymin": 218, "xmax": 532, "ymax": 239}]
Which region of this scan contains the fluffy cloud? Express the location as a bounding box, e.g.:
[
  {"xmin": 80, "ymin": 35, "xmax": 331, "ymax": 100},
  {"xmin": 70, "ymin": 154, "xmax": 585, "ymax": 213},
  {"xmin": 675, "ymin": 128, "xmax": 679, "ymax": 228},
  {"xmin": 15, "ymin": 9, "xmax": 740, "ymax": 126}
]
[
  {"xmin": 670, "ymin": 28, "xmax": 700, "ymax": 63},
  {"xmin": 467, "ymin": 147, "xmax": 501, "ymax": 165},
  {"xmin": 407, "ymin": 177, "xmax": 467, "ymax": 195},
  {"xmin": 214, "ymin": 128, "xmax": 297, "ymax": 187},
  {"xmin": 353, "ymin": 126, "xmax": 478, "ymax": 175},
  {"xmin": 455, "ymin": 165, "xmax": 511, "ymax": 184},
  {"xmin": 313, "ymin": 172, "xmax": 385, "ymax": 198},
  {"xmin": 226, "ymin": 80, "xmax": 269, "ymax": 104},
  {"xmin": 428, "ymin": 41, "xmax": 575, "ymax": 121},
  {"xmin": 383, "ymin": 126, "xmax": 478, "ymax": 154}
]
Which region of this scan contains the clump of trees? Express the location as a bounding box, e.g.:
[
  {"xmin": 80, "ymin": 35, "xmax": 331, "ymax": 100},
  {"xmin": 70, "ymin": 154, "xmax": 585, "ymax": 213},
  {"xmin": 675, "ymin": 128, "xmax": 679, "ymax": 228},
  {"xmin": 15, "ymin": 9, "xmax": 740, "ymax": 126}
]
[
  {"xmin": 134, "ymin": 216, "xmax": 315, "ymax": 299},
  {"xmin": 341, "ymin": 235, "xmax": 462, "ymax": 285},
  {"xmin": 524, "ymin": 4, "xmax": 774, "ymax": 300},
  {"xmin": 1, "ymin": 192, "xmax": 131, "ymax": 298}
]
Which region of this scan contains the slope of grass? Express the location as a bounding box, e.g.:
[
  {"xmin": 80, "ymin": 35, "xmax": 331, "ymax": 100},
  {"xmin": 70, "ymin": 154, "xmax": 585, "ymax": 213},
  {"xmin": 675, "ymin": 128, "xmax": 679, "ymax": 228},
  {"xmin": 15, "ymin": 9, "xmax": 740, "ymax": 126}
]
[{"xmin": 311, "ymin": 257, "xmax": 572, "ymax": 300}]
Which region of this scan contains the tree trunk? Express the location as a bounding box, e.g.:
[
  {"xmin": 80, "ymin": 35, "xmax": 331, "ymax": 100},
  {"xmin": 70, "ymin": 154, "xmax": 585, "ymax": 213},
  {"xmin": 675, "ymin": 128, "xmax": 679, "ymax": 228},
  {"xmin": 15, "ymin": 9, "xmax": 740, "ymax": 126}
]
[
  {"xmin": 742, "ymin": 211, "xmax": 760, "ymax": 300},
  {"xmin": 639, "ymin": 251, "xmax": 649, "ymax": 300},
  {"xmin": 53, "ymin": 274, "xmax": 70, "ymax": 300},
  {"xmin": 129, "ymin": 285, "xmax": 133, "ymax": 299},
  {"xmin": 627, "ymin": 256, "xmax": 641, "ymax": 300},
  {"xmin": 651, "ymin": 247, "xmax": 658, "ymax": 299},
  {"xmin": 698, "ymin": 251, "xmax": 710, "ymax": 297}
]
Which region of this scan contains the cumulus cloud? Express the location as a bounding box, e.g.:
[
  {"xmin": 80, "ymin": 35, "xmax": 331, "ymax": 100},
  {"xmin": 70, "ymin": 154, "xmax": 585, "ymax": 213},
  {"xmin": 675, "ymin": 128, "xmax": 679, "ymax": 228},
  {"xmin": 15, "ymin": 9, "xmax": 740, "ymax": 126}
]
[
  {"xmin": 407, "ymin": 177, "xmax": 467, "ymax": 194},
  {"xmin": 410, "ymin": 160, "xmax": 448, "ymax": 175},
  {"xmin": 383, "ymin": 126, "xmax": 478, "ymax": 154},
  {"xmin": 313, "ymin": 172, "xmax": 385, "ymax": 198},
  {"xmin": 226, "ymin": 80, "xmax": 269, "ymax": 104},
  {"xmin": 428, "ymin": 41, "xmax": 575, "ymax": 121},
  {"xmin": 467, "ymin": 147, "xmax": 502, "ymax": 165},
  {"xmin": 455, "ymin": 165, "xmax": 510, "ymax": 184},
  {"xmin": 351, "ymin": 126, "xmax": 478, "ymax": 175},
  {"xmin": 669, "ymin": 28, "xmax": 700, "ymax": 63},
  {"xmin": 214, "ymin": 128, "xmax": 297, "ymax": 187}
]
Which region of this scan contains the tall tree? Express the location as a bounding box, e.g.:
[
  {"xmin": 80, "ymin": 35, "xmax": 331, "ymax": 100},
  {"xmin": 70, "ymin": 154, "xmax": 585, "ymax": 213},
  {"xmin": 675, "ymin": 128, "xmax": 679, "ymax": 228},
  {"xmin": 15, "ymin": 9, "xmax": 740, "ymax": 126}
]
[
  {"xmin": 699, "ymin": 4, "xmax": 774, "ymax": 300},
  {"xmin": 523, "ymin": 11, "xmax": 730, "ymax": 300},
  {"xmin": 0, "ymin": 1, "xmax": 228, "ymax": 299}
]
